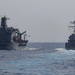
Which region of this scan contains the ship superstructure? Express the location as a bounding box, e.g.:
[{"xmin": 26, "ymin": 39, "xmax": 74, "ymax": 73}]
[
  {"xmin": 65, "ymin": 20, "xmax": 75, "ymax": 50},
  {"xmin": 0, "ymin": 16, "xmax": 28, "ymax": 50}
]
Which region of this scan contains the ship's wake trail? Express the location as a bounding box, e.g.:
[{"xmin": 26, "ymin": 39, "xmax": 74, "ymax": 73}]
[
  {"xmin": 22, "ymin": 47, "xmax": 44, "ymax": 50},
  {"xmin": 55, "ymin": 48, "xmax": 75, "ymax": 54}
]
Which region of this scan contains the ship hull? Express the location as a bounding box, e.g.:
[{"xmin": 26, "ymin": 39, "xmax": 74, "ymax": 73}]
[
  {"xmin": 11, "ymin": 42, "xmax": 27, "ymax": 50},
  {"xmin": 0, "ymin": 45, "xmax": 27, "ymax": 50},
  {"xmin": 0, "ymin": 40, "xmax": 28, "ymax": 50},
  {"xmin": 65, "ymin": 42, "xmax": 75, "ymax": 50},
  {"xmin": 0, "ymin": 46, "xmax": 11, "ymax": 50}
]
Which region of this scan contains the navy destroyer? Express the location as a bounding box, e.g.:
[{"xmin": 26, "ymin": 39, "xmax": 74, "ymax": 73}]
[
  {"xmin": 0, "ymin": 16, "xmax": 28, "ymax": 50},
  {"xmin": 65, "ymin": 19, "xmax": 75, "ymax": 50}
]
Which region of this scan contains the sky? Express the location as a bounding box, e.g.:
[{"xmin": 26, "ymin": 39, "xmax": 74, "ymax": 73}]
[{"xmin": 0, "ymin": 0, "xmax": 75, "ymax": 42}]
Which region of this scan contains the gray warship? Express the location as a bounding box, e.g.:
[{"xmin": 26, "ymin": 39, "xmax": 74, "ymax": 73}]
[
  {"xmin": 65, "ymin": 20, "xmax": 75, "ymax": 50},
  {"xmin": 0, "ymin": 16, "xmax": 28, "ymax": 50}
]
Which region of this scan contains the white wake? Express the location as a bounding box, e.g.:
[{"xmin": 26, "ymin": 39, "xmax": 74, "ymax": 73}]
[
  {"xmin": 55, "ymin": 48, "xmax": 66, "ymax": 52},
  {"xmin": 22, "ymin": 47, "xmax": 44, "ymax": 50}
]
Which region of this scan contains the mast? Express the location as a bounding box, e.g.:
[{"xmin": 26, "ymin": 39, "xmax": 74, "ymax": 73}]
[{"xmin": 69, "ymin": 21, "xmax": 75, "ymax": 34}]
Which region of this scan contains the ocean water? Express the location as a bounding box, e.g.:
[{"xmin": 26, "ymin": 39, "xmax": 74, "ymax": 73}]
[{"xmin": 0, "ymin": 43, "xmax": 75, "ymax": 75}]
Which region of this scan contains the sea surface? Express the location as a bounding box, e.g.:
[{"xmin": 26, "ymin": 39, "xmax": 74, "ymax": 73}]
[{"xmin": 0, "ymin": 43, "xmax": 75, "ymax": 75}]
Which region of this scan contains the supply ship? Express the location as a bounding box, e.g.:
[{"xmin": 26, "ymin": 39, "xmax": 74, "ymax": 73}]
[
  {"xmin": 0, "ymin": 16, "xmax": 28, "ymax": 50},
  {"xmin": 65, "ymin": 19, "xmax": 75, "ymax": 50}
]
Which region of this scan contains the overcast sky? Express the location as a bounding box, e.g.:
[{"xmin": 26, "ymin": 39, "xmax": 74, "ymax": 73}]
[{"xmin": 0, "ymin": 0, "xmax": 75, "ymax": 42}]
